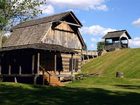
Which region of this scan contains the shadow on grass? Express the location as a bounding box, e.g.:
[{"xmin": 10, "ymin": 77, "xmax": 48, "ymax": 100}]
[
  {"xmin": 115, "ymin": 84, "xmax": 140, "ymax": 90},
  {"xmin": 0, "ymin": 83, "xmax": 140, "ymax": 105}
]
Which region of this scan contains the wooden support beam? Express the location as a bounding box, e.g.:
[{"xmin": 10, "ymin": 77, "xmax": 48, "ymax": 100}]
[
  {"xmin": 32, "ymin": 55, "xmax": 35, "ymax": 74},
  {"xmin": 8, "ymin": 65, "xmax": 11, "ymax": 75},
  {"xmin": 34, "ymin": 75, "xmax": 38, "ymax": 85},
  {"xmin": 19, "ymin": 65, "xmax": 22, "ymax": 75},
  {"xmin": 37, "ymin": 53, "xmax": 40, "ymax": 75},
  {"xmin": 54, "ymin": 54, "xmax": 57, "ymax": 73},
  {"xmin": 14, "ymin": 77, "xmax": 17, "ymax": 83},
  {"xmin": 71, "ymin": 54, "xmax": 75, "ymax": 80},
  {"xmin": 0, "ymin": 65, "xmax": 1, "ymax": 75}
]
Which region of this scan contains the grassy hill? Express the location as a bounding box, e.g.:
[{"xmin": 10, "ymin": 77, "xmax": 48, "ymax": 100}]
[{"xmin": 82, "ymin": 48, "xmax": 140, "ymax": 78}]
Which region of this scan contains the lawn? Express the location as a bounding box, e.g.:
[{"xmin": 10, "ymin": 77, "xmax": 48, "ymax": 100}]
[{"xmin": 0, "ymin": 77, "xmax": 140, "ymax": 105}]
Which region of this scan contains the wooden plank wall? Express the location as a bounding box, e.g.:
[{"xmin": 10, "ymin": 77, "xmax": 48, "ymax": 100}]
[{"xmin": 42, "ymin": 22, "xmax": 82, "ymax": 49}]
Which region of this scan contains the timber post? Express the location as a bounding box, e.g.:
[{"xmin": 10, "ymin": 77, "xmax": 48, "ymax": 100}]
[
  {"xmin": 0, "ymin": 65, "xmax": 1, "ymax": 75},
  {"xmin": 71, "ymin": 54, "xmax": 75, "ymax": 81},
  {"xmin": 14, "ymin": 77, "xmax": 17, "ymax": 83},
  {"xmin": 37, "ymin": 53, "xmax": 40, "ymax": 75},
  {"xmin": 8, "ymin": 65, "xmax": 11, "ymax": 75},
  {"xmin": 54, "ymin": 54, "xmax": 57, "ymax": 73},
  {"xmin": 19, "ymin": 65, "xmax": 22, "ymax": 75},
  {"xmin": 32, "ymin": 55, "xmax": 35, "ymax": 74},
  {"xmin": 33, "ymin": 75, "xmax": 38, "ymax": 85}
]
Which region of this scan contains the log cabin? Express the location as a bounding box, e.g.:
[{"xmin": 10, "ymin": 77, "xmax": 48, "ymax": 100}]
[
  {"xmin": 0, "ymin": 11, "xmax": 86, "ymax": 86},
  {"xmin": 103, "ymin": 30, "xmax": 131, "ymax": 52}
]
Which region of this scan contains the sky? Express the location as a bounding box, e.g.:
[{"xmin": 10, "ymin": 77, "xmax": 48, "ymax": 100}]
[{"xmin": 40, "ymin": 0, "xmax": 140, "ymax": 50}]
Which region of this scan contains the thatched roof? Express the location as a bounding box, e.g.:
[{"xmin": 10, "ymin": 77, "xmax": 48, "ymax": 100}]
[
  {"xmin": 103, "ymin": 30, "xmax": 131, "ymax": 39},
  {"xmin": 0, "ymin": 43, "xmax": 77, "ymax": 54}
]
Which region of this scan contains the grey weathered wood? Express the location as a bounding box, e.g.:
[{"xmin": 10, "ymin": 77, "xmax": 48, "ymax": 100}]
[
  {"xmin": 14, "ymin": 77, "xmax": 17, "ymax": 83},
  {"xmin": 59, "ymin": 21, "xmax": 81, "ymax": 27},
  {"xmin": 71, "ymin": 54, "xmax": 73, "ymax": 76},
  {"xmin": 34, "ymin": 75, "xmax": 38, "ymax": 85},
  {"xmin": 1, "ymin": 74, "xmax": 35, "ymax": 77},
  {"xmin": 54, "ymin": 54, "xmax": 57, "ymax": 73},
  {"xmin": 32, "ymin": 55, "xmax": 35, "ymax": 74},
  {"xmin": 8, "ymin": 65, "xmax": 11, "ymax": 75},
  {"xmin": 43, "ymin": 27, "xmax": 82, "ymax": 49},
  {"xmin": 37, "ymin": 53, "xmax": 40, "ymax": 75},
  {"xmin": 19, "ymin": 65, "xmax": 22, "ymax": 75},
  {"xmin": 0, "ymin": 65, "xmax": 1, "ymax": 75}
]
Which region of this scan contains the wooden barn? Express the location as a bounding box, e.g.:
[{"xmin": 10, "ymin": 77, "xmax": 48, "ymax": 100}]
[
  {"xmin": 103, "ymin": 30, "xmax": 131, "ymax": 51},
  {"xmin": 0, "ymin": 11, "xmax": 86, "ymax": 86}
]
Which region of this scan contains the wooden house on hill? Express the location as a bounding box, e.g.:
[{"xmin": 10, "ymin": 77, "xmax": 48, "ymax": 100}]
[
  {"xmin": 103, "ymin": 30, "xmax": 131, "ymax": 51},
  {"xmin": 0, "ymin": 11, "xmax": 86, "ymax": 86}
]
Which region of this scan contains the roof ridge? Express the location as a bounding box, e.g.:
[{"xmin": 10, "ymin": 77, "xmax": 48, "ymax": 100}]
[
  {"xmin": 13, "ymin": 11, "xmax": 73, "ymax": 29},
  {"xmin": 108, "ymin": 30, "xmax": 126, "ymax": 33}
]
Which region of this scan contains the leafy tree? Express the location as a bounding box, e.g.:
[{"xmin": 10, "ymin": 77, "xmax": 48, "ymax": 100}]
[
  {"xmin": 97, "ymin": 41, "xmax": 105, "ymax": 51},
  {"xmin": 0, "ymin": 0, "xmax": 46, "ymax": 47}
]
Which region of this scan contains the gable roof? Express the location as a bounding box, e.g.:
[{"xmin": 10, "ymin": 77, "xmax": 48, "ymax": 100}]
[
  {"xmin": 102, "ymin": 30, "xmax": 131, "ymax": 39},
  {"xmin": 3, "ymin": 11, "xmax": 86, "ymax": 50},
  {"xmin": 13, "ymin": 11, "xmax": 82, "ymax": 29}
]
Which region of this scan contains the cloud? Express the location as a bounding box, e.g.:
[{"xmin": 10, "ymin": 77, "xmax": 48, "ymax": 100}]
[
  {"xmin": 47, "ymin": 0, "xmax": 108, "ymax": 11},
  {"xmin": 81, "ymin": 25, "xmax": 116, "ymax": 36},
  {"xmin": 130, "ymin": 37, "xmax": 140, "ymax": 48},
  {"xmin": 39, "ymin": 4, "xmax": 55, "ymax": 15},
  {"xmin": 91, "ymin": 38, "xmax": 98, "ymax": 42},
  {"xmin": 132, "ymin": 18, "xmax": 140, "ymax": 27}
]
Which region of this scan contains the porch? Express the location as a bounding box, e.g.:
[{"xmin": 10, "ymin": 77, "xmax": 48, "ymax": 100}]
[{"xmin": 0, "ymin": 43, "xmax": 77, "ymax": 85}]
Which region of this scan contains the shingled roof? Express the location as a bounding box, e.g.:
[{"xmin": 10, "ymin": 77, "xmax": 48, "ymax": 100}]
[
  {"xmin": 103, "ymin": 30, "xmax": 131, "ymax": 39},
  {"xmin": 0, "ymin": 43, "xmax": 77, "ymax": 54},
  {"xmin": 13, "ymin": 11, "xmax": 82, "ymax": 29}
]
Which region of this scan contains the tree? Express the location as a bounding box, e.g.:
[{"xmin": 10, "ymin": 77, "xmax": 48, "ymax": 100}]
[
  {"xmin": 97, "ymin": 41, "xmax": 105, "ymax": 51},
  {"xmin": 0, "ymin": 0, "xmax": 46, "ymax": 47}
]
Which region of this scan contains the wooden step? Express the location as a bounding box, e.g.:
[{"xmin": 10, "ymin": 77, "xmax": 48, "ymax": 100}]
[{"xmin": 43, "ymin": 71, "xmax": 64, "ymax": 86}]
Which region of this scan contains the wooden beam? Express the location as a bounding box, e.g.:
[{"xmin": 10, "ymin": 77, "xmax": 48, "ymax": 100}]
[
  {"xmin": 14, "ymin": 77, "xmax": 17, "ymax": 83},
  {"xmin": 0, "ymin": 65, "xmax": 1, "ymax": 75},
  {"xmin": 1, "ymin": 74, "xmax": 35, "ymax": 77},
  {"xmin": 59, "ymin": 21, "xmax": 81, "ymax": 27},
  {"xmin": 71, "ymin": 54, "xmax": 74, "ymax": 77},
  {"xmin": 34, "ymin": 75, "xmax": 38, "ymax": 85},
  {"xmin": 54, "ymin": 54, "xmax": 57, "ymax": 73},
  {"xmin": 32, "ymin": 55, "xmax": 35, "ymax": 74},
  {"xmin": 19, "ymin": 65, "xmax": 22, "ymax": 75},
  {"xmin": 37, "ymin": 53, "xmax": 40, "ymax": 75},
  {"xmin": 8, "ymin": 65, "xmax": 11, "ymax": 75}
]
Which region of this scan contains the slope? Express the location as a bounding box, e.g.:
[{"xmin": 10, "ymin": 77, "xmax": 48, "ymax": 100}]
[{"xmin": 82, "ymin": 48, "xmax": 140, "ymax": 78}]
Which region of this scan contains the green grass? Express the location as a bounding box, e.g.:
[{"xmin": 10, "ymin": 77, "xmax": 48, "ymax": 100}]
[
  {"xmin": 82, "ymin": 48, "xmax": 140, "ymax": 78},
  {"xmin": 0, "ymin": 81, "xmax": 140, "ymax": 105},
  {"xmin": 0, "ymin": 48, "xmax": 140, "ymax": 105}
]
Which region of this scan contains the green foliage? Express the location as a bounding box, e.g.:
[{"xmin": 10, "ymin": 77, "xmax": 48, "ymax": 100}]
[
  {"xmin": 0, "ymin": 0, "xmax": 46, "ymax": 30},
  {"xmin": 97, "ymin": 41, "xmax": 105, "ymax": 51},
  {"xmin": 82, "ymin": 48, "xmax": 140, "ymax": 78}
]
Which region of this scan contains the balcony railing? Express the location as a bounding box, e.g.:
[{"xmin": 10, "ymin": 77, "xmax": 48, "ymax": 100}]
[{"xmin": 105, "ymin": 43, "xmax": 128, "ymax": 51}]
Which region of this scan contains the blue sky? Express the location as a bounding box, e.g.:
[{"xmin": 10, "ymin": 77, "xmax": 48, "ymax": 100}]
[{"xmin": 40, "ymin": 0, "xmax": 140, "ymax": 50}]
